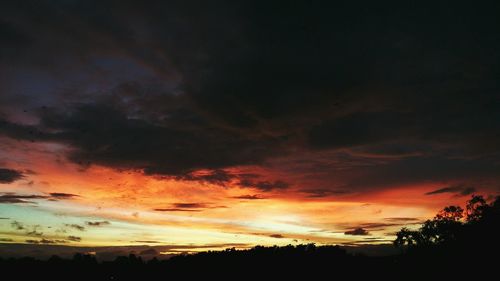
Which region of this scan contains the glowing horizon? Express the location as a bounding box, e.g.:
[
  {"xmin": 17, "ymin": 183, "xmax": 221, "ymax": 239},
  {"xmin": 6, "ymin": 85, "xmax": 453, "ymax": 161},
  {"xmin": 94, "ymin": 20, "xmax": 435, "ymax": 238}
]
[{"xmin": 0, "ymin": 140, "xmax": 476, "ymax": 250}]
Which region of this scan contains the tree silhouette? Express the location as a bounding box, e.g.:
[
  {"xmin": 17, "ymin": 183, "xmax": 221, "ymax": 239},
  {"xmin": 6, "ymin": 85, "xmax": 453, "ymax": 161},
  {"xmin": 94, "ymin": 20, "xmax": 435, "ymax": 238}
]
[
  {"xmin": 465, "ymin": 195, "xmax": 487, "ymax": 222},
  {"xmin": 395, "ymin": 195, "xmax": 500, "ymax": 249}
]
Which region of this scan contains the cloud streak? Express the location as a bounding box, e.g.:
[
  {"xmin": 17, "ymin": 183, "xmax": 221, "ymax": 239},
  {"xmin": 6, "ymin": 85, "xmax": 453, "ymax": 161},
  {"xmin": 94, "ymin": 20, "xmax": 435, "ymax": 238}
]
[
  {"xmin": 425, "ymin": 185, "xmax": 476, "ymax": 196},
  {"xmin": 0, "ymin": 168, "xmax": 24, "ymax": 184},
  {"xmin": 0, "ymin": 193, "xmax": 80, "ymax": 204},
  {"xmin": 85, "ymin": 221, "xmax": 111, "ymax": 227}
]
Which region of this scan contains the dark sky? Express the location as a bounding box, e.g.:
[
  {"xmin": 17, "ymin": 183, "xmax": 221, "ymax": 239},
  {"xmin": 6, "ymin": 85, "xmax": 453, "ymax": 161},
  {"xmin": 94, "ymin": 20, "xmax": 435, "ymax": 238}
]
[{"xmin": 0, "ymin": 1, "xmax": 499, "ymax": 250}]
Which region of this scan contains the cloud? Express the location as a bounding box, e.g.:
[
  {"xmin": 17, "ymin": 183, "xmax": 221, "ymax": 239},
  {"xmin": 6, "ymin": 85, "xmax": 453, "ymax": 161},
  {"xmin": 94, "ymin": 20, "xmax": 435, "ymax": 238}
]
[
  {"xmin": 64, "ymin": 224, "xmax": 85, "ymax": 231},
  {"xmin": 238, "ymin": 179, "xmax": 290, "ymax": 191},
  {"xmin": 344, "ymin": 228, "xmax": 370, "ymax": 236},
  {"xmin": 0, "ymin": 238, "xmax": 13, "ymax": 242},
  {"xmin": 24, "ymin": 239, "xmax": 40, "ymax": 244},
  {"xmin": 300, "ymin": 188, "xmax": 351, "ymax": 198},
  {"xmin": 85, "ymin": 221, "xmax": 111, "ymax": 227},
  {"xmin": 175, "ymin": 169, "xmax": 235, "ymax": 186},
  {"xmin": 0, "ymin": 102, "xmax": 285, "ymax": 177},
  {"xmin": 0, "ymin": 168, "xmax": 24, "ymax": 184},
  {"xmin": 172, "ymin": 203, "xmax": 208, "ymax": 209},
  {"xmin": 26, "ymin": 225, "xmax": 43, "ymax": 237},
  {"xmin": 425, "ymin": 185, "xmax": 476, "ymax": 196},
  {"xmin": 153, "ymin": 202, "xmax": 227, "ymax": 212},
  {"xmin": 358, "ymin": 223, "xmax": 399, "ymax": 230},
  {"xmin": 0, "ymin": 193, "xmax": 46, "ymax": 204},
  {"xmin": 269, "ymin": 234, "xmax": 285, "ymax": 239},
  {"xmin": 133, "ymin": 240, "xmax": 162, "ymax": 244},
  {"xmin": 25, "ymin": 239, "xmax": 66, "ymax": 244},
  {"xmin": 175, "ymin": 170, "xmax": 289, "ymax": 192},
  {"xmin": 49, "ymin": 193, "xmax": 80, "ymax": 200},
  {"xmin": 340, "ymin": 221, "xmax": 415, "ymax": 234},
  {"xmin": 10, "ymin": 221, "xmax": 24, "ymax": 230},
  {"xmin": 67, "ymin": 236, "xmax": 82, "ymax": 242},
  {"xmin": 230, "ymin": 195, "xmax": 265, "ymax": 200},
  {"xmin": 0, "ymin": 192, "xmax": 78, "ymax": 204},
  {"xmin": 153, "ymin": 208, "xmax": 201, "ymax": 212}
]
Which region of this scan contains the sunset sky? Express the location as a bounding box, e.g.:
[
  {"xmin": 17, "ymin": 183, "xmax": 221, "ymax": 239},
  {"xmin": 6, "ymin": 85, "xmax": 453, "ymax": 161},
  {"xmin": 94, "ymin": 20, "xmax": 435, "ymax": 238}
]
[{"xmin": 1, "ymin": 1, "xmax": 499, "ymax": 256}]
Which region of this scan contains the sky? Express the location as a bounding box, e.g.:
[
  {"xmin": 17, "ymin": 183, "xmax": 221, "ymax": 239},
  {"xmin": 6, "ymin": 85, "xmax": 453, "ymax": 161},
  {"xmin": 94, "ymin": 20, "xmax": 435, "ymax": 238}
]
[{"xmin": 1, "ymin": 1, "xmax": 500, "ymax": 257}]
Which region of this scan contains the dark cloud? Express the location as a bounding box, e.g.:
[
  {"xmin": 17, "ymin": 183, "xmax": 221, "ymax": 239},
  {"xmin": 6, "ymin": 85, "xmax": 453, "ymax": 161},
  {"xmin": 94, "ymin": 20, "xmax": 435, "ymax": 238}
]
[
  {"xmin": 64, "ymin": 224, "xmax": 85, "ymax": 232},
  {"xmin": 172, "ymin": 203, "xmax": 208, "ymax": 209},
  {"xmin": 230, "ymin": 195, "xmax": 265, "ymax": 200},
  {"xmin": 238, "ymin": 179, "xmax": 290, "ymax": 191},
  {"xmin": 340, "ymin": 221, "xmax": 417, "ymax": 234},
  {"xmin": 425, "ymin": 185, "xmax": 476, "ymax": 196},
  {"xmin": 85, "ymin": 221, "xmax": 111, "ymax": 227},
  {"xmin": 67, "ymin": 236, "xmax": 81, "ymax": 242},
  {"xmin": 300, "ymin": 188, "xmax": 351, "ymax": 198},
  {"xmin": 24, "ymin": 240, "xmax": 40, "ymax": 244},
  {"xmin": 175, "ymin": 170, "xmax": 235, "ymax": 186},
  {"xmin": 0, "ymin": 217, "xmax": 9, "ymax": 219},
  {"xmin": 288, "ymin": 152, "xmax": 500, "ymax": 194},
  {"xmin": 49, "ymin": 193, "xmax": 80, "ymax": 200},
  {"xmin": 0, "ymin": 101, "xmax": 285, "ymax": 177},
  {"xmin": 0, "ymin": 238, "xmax": 13, "ymax": 242},
  {"xmin": 269, "ymin": 234, "xmax": 285, "ymax": 239},
  {"xmin": 0, "ymin": 193, "xmax": 46, "ymax": 204},
  {"xmin": 344, "ymin": 228, "xmax": 370, "ymax": 236},
  {"xmin": 153, "ymin": 208, "xmax": 201, "ymax": 212},
  {"xmin": 0, "ymin": 192, "xmax": 79, "ymax": 204},
  {"xmin": 154, "ymin": 202, "xmax": 226, "ymax": 212},
  {"xmin": 175, "ymin": 170, "xmax": 290, "ymax": 192},
  {"xmin": 0, "ymin": 1, "xmax": 499, "ymax": 194},
  {"xmin": 0, "ymin": 168, "xmax": 24, "ymax": 184}
]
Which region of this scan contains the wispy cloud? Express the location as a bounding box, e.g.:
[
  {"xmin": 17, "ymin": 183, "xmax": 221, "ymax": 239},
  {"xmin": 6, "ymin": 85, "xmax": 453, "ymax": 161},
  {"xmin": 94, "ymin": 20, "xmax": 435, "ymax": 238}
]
[
  {"xmin": 344, "ymin": 228, "xmax": 370, "ymax": 236},
  {"xmin": 85, "ymin": 221, "xmax": 111, "ymax": 227},
  {"xmin": 0, "ymin": 192, "xmax": 80, "ymax": 204},
  {"xmin": 230, "ymin": 195, "xmax": 265, "ymax": 200},
  {"xmin": 300, "ymin": 188, "xmax": 351, "ymax": 198},
  {"xmin": 64, "ymin": 224, "xmax": 85, "ymax": 231},
  {"xmin": 0, "ymin": 193, "xmax": 47, "ymax": 204},
  {"xmin": 67, "ymin": 235, "xmax": 82, "ymax": 242},
  {"xmin": 49, "ymin": 193, "xmax": 80, "ymax": 200},
  {"xmin": 425, "ymin": 185, "xmax": 476, "ymax": 196},
  {"xmin": 154, "ymin": 203, "xmax": 227, "ymax": 212}
]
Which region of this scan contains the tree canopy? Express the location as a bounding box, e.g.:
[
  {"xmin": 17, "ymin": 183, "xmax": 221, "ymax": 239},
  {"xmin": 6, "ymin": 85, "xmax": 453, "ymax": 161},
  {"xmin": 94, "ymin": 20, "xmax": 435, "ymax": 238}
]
[{"xmin": 394, "ymin": 195, "xmax": 500, "ymax": 249}]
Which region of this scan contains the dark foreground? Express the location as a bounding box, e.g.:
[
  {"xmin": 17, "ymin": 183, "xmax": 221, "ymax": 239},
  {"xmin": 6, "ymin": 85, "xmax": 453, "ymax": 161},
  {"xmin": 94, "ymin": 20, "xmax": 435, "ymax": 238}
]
[{"xmin": 0, "ymin": 243, "xmax": 498, "ymax": 280}]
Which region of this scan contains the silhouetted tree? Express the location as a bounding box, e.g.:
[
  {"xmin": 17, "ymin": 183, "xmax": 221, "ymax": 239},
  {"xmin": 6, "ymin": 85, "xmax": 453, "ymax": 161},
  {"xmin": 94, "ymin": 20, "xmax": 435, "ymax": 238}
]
[
  {"xmin": 394, "ymin": 195, "xmax": 500, "ymax": 249},
  {"xmin": 394, "ymin": 227, "xmax": 423, "ymax": 247},
  {"xmin": 465, "ymin": 195, "xmax": 487, "ymax": 222}
]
